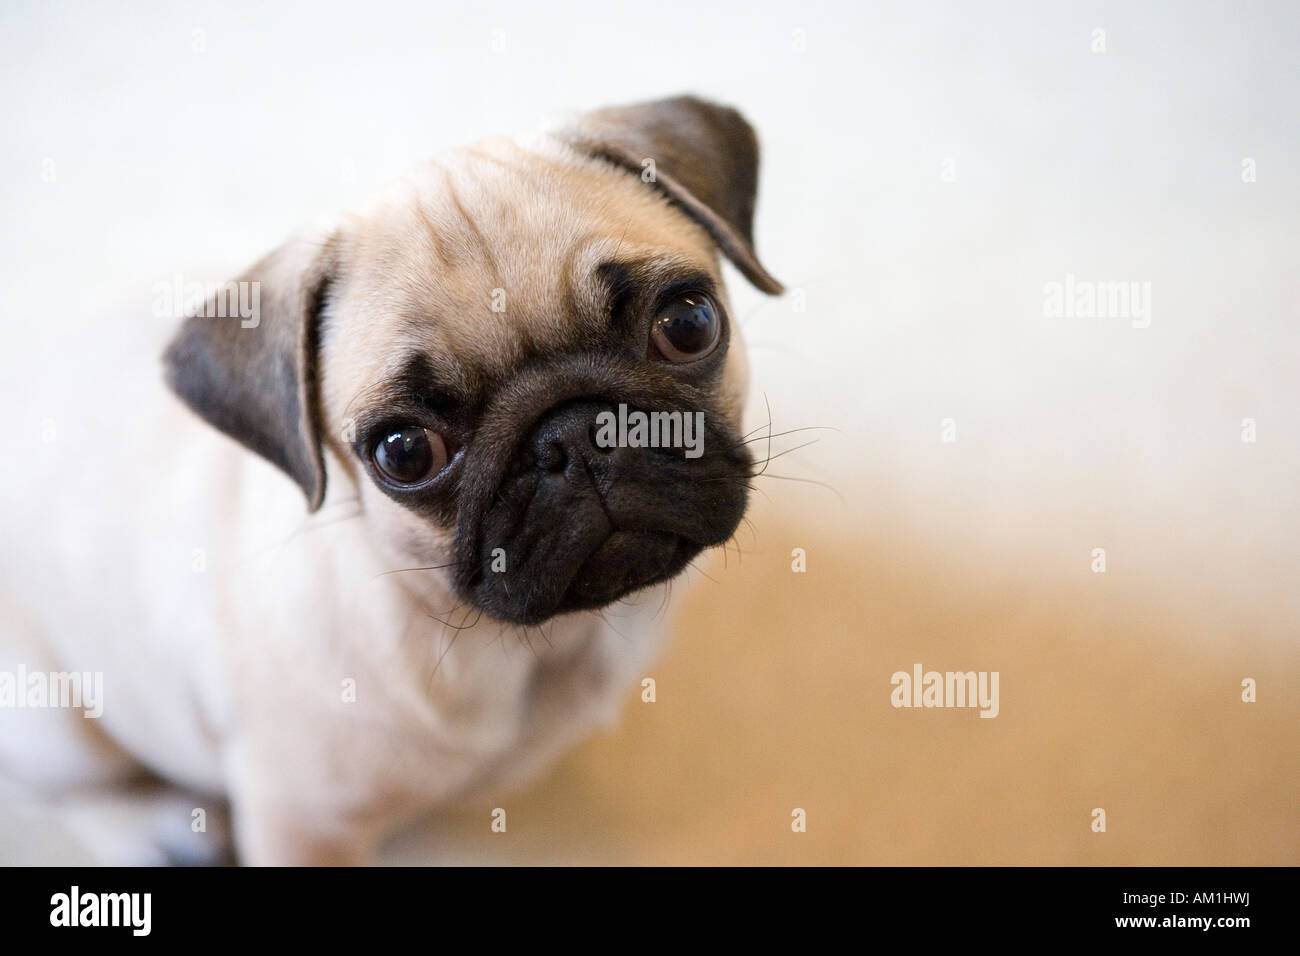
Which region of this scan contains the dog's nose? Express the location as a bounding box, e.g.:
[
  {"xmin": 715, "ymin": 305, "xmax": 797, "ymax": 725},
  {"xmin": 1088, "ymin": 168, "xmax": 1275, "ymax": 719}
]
[{"xmin": 529, "ymin": 400, "xmax": 614, "ymax": 474}]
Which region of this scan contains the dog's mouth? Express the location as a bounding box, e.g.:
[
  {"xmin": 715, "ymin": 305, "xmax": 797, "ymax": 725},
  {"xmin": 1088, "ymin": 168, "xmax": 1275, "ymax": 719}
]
[
  {"xmin": 566, "ymin": 530, "xmax": 695, "ymax": 607},
  {"xmin": 459, "ymin": 473, "xmax": 716, "ymax": 625},
  {"xmin": 467, "ymin": 527, "xmax": 696, "ymax": 626}
]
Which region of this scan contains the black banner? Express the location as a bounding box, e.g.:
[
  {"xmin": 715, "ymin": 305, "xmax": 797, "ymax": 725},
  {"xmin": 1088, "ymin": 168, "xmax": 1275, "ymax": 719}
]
[{"xmin": 4, "ymin": 866, "xmax": 1282, "ymax": 942}]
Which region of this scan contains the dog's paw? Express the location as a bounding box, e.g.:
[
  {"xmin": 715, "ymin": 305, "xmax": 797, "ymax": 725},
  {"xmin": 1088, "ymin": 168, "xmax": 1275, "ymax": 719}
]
[{"xmin": 59, "ymin": 783, "xmax": 234, "ymax": 866}]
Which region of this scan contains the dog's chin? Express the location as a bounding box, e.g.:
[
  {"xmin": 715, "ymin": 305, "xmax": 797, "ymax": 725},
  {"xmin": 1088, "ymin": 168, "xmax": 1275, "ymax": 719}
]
[
  {"xmin": 563, "ymin": 529, "xmax": 697, "ymax": 610},
  {"xmin": 465, "ymin": 529, "xmax": 703, "ymax": 626}
]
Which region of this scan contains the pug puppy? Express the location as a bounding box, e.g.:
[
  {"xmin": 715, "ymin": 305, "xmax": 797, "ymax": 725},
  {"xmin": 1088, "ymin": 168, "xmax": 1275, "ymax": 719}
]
[{"xmin": 0, "ymin": 96, "xmax": 781, "ymax": 864}]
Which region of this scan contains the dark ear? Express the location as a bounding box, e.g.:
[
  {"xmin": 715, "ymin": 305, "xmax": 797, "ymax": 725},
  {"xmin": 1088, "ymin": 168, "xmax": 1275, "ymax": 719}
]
[
  {"xmin": 162, "ymin": 234, "xmax": 336, "ymax": 511},
  {"xmin": 560, "ymin": 95, "xmax": 784, "ymax": 295}
]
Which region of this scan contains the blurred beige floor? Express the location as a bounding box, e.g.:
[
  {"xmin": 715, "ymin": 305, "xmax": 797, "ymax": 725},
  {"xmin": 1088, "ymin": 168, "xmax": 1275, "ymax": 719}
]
[{"xmin": 384, "ymin": 487, "xmax": 1299, "ymax": 865}]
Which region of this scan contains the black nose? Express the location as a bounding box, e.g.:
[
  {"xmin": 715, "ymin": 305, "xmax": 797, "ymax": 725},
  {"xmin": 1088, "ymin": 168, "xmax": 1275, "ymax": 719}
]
[{"xmin": 529, "ymin": 400, "xmax": 614, "ymax": 474}]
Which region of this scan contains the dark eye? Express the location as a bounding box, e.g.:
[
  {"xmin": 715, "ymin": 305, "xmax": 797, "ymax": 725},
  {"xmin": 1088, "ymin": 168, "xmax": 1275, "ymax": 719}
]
[
  {"xmin": 373, "ymin": 426, "xmax": 448, "ymax": 485},
  {"xmin": 650, "ymin": 292, "xmax": 721, "ymax": 362}
]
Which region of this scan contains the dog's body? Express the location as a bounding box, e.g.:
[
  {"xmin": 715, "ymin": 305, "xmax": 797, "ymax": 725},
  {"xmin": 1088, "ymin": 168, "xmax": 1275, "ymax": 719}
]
[{"xmin": 0, "ymin": 98, "xmax": 781, "ymax": 864}]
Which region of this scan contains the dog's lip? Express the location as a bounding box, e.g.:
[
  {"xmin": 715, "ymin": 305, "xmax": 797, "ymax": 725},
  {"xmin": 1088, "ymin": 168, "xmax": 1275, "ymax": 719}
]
[
  {"xmin": 463, "ymin": 523, "xmax": 692, "ymax": 624},
  {"xmin": 558, "ymin": 528, "xmax": 689, "ymax": 608}
]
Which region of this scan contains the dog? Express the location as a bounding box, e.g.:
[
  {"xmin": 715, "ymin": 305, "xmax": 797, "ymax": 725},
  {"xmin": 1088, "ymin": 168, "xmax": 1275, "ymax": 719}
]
[{"xmin": 0, "ymin": 96, "xmax": 782, "ymax": 864}]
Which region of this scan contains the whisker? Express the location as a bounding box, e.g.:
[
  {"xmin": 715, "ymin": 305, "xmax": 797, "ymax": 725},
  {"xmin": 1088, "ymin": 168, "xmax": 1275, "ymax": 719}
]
[
  {"xmin": 370, "ymin": 560, "xmax": 463, "ymax": 582},
  {"xmin": 290, "ymin": 508, "xmax": 365, "ymax": 537},
  {"xmin": 595, "ymin": 609, "xmax": 633, "ymax": 644},
  {"xmin": 753, "ymin": 472, "xmax": 846, "ymax": 503},
  {"xmin": 653, "ymin": 579, "xmax": 674, "ymax": 622},
  {"xmin": 430, "ymin": 617, "xmax": 463, "ymax": 681},
  {"xmin": 519, "ymin": 627, "xmax": 541, "ymax": 661},
  {"xmin": 747, "ymin": 438, "xmax": 822, "ymax": 474},
  {"xmin": 729, "ymin": 425, "xmax": 838, "ymax": 450},
  {"xmin": 684, "ymin": 559, "xmax": 720, "ymax": 586},
  {"xmin": 424, "ymin": 603, "xmax": 483, "ymax": 631},
  {"xmin": 759, "ymin": 393, "xmax": 774, "ymax": 478},
  {"xmin": 738, "ymin": 408, "xmax": 774, "ymax": 442}
]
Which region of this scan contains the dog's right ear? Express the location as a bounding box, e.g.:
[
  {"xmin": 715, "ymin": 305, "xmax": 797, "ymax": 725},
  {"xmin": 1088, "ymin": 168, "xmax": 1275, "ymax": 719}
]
[{"xmin": 162, "ymin": 234, "xmax": 337, "ymax": 511}]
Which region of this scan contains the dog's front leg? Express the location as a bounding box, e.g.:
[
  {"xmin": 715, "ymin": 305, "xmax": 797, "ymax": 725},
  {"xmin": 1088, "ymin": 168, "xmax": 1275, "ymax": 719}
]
[
  {"xmin": 228, "ymin": 787, "xmax": 379, "ymax": 866},
  {"xmin": 224, "ymin": 742, "xmax": 383, "ymax": 866}
]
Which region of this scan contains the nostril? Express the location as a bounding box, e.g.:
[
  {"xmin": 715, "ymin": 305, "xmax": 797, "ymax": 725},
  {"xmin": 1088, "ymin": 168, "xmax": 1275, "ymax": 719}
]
[
  {"xmin": 528, "ymin": 400, "xmax": 618, "ymax": 473},
  {"xmin": 535, "ymin": 439, "xmax": 567, "ymax": 472}
]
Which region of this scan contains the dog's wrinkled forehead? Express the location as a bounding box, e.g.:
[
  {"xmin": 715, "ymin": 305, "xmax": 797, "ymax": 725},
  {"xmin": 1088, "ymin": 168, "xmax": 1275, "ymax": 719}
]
[{"xmin": 325, "ymin": 137, "xmax": 720, "ymax": 398}]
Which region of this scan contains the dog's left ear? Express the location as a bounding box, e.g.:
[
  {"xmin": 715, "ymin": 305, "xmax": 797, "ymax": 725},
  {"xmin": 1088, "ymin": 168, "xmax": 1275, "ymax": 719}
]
[
  {"xmin": 560, "ymin": 95, "xmax": 784, "ymax": 295},
  {"xmin": 162, "ymin": 234, "xmax": 337, "ymax": 511}
]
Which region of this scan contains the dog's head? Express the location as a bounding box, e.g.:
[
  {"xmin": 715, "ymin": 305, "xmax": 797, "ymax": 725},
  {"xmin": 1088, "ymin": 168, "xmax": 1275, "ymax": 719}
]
[{"xmin": 164, "ymin": 96, "xmax": 782, "ymax": 624}]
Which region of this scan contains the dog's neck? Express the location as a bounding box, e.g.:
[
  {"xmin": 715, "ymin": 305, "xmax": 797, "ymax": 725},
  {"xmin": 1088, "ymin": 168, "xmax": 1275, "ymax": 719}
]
[{"xmin": 292, "ymin": 473, "xmax": 613, "ymax": 747}]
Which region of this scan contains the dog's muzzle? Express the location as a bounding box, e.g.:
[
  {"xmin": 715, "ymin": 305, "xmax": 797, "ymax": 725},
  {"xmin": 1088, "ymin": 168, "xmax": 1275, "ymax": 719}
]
[{"xmin": 450, "ymin": 361, "xmax": 750, "ymax": 624}]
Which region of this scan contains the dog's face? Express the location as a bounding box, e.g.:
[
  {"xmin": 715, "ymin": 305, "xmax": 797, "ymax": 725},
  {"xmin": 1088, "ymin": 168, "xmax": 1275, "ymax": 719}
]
[
  {"xmin": 165, "ymin": 97, "xmax": 782, "ymax": 624},
  {"xmin": 322, "ymin": 142, "xmax": 759, "ymax": 624}
]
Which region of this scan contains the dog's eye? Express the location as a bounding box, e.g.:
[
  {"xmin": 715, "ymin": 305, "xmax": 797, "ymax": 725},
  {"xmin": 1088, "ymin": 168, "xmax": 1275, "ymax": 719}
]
[
  {"xmin": 649, "ymin": 292, "xmax": 721, "ymax": 362},
  {"xmin": 373, "ymin": 426, "xmax": 447, "ymax": 485}
]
